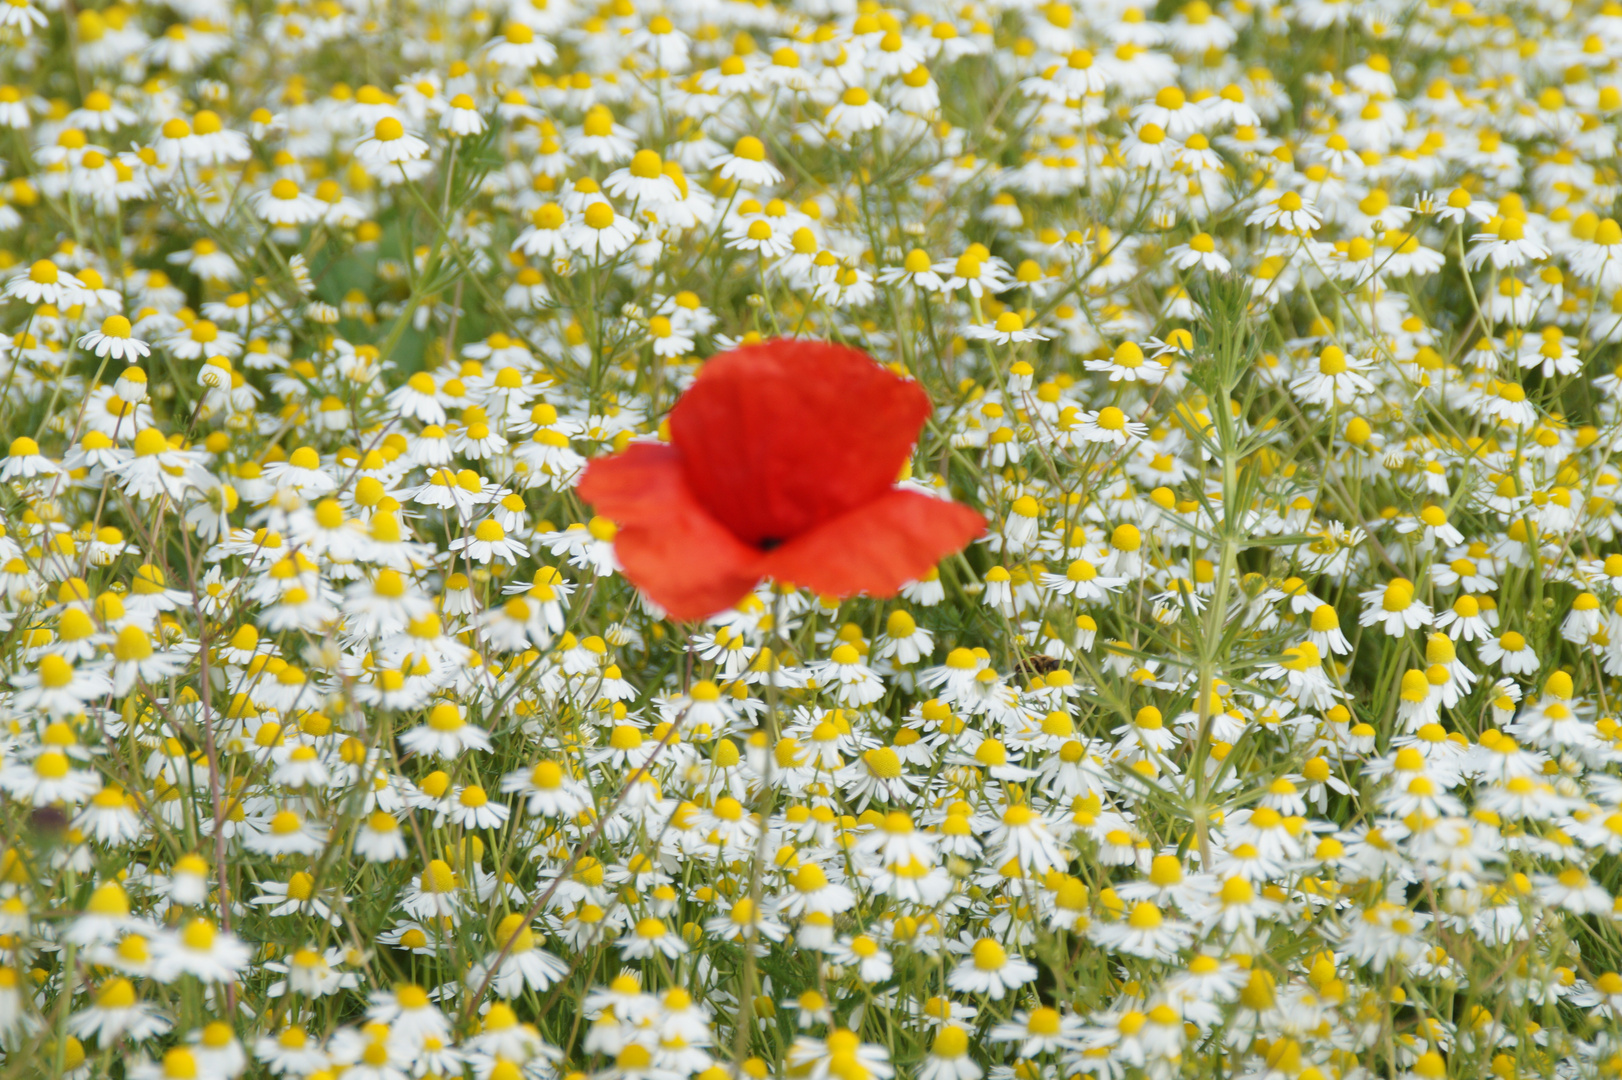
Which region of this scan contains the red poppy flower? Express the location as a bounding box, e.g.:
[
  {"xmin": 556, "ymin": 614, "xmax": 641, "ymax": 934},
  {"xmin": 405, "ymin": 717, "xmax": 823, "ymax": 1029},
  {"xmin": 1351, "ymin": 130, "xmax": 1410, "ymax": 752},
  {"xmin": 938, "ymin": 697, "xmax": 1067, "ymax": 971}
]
[{"xmin": 578, "ymin": 339, "xmax": 984, "ymax": 620}]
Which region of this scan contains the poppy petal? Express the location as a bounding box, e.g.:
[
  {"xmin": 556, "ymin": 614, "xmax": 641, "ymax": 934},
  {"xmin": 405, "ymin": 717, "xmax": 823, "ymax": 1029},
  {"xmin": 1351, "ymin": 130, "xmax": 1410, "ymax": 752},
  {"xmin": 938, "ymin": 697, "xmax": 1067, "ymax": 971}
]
[
  {"xmin": 579, "ymin": 443, "xmax": 764, "ymax": 621},
  {"xmin": 668, "ymin": 339, "xmax": 933, "ymax": 547},
  {"xmin": 760, "ymin": 488, "xmax": 984, "ymax": 599},
  {"xmin": 577, "ymin": 442, "xmax": 687, "ymax": 520}
]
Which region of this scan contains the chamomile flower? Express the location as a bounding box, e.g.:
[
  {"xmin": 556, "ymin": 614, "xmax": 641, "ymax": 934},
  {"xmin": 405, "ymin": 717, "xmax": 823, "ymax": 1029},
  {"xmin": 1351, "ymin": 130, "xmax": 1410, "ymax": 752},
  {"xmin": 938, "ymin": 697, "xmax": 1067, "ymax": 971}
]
[
  {"xmin": 151, "ymin": 919, "xmax": 252, "ymax": 983},
  {"xmin": 964, "ymin": 311, "xmax": 1049, "ymax": 345},
  {"xmin": 78, "ymin": 314, "xmax": 150, "ymax": 360},
  {"xmin": 486, "ymin": 21, "xmax": 558, "ymax": 68},
  {"xmin": 1247, "ymin": 189, "xmax": 1322, "ymax": 232},
  {"xmin": 1085, "ymin": 341, "xmax": 1168, "ymax": 383},
  {"xmin": 253, "ymin": 179, "xmax": 325, "ymax": 225},
  {"xmin": 1479, "ymin": 629, "xmax": 1539, "ymax": 674},
  {"xmin": 1358, "ymin": 578, "xmax": 1433, "ymax": 635},
  {"xmin": 568, "ymin": 201, "xmax": 640, "ymax": 258},
  {"xmin": 399, "ymin": 702, "xmax": 493, "ymax": 758},
  {"xmin": 466, "ymin": 914, "xmax": 571, "ymax": 996},
  {"xmin": 1, "ymin": 435, "xmax": 58, "ymax": 480},
  {"xmin": 1290, "ymin": 346, "xmax": 1375, "ymax": 406},
  {"xmin": 441, "ymin": 94, "xmax": 486, "ymax": 137},
  {"xmin": 1167, "ymin": 232, "xmax": 1232, "ymax": 272},
  {"xmin": 947, "ymin": 938, "xmax": 1038, "ymax": 998},
  {"xmin": 7, "ymin": 259, "xmax": 85, "ymax": 305},
  {"xmin": 1466, "ymin": 217, "xmax": 1551, "ymax": 270},
  {"xmin": 355, "ymin": 117, "xmax": 430, "ymax": 168},
  {"xmin": 825, "ymin": 86, "xmax": 889, "ymax": 136},
  {"xmin": 617, "ymin": 917, "xmax": 688, "ymax": 959}
]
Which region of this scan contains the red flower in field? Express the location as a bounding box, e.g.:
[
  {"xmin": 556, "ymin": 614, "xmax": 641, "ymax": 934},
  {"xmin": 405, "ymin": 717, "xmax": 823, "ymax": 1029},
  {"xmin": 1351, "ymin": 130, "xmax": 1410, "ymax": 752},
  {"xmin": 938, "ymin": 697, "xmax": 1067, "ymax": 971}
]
[{"xmin": 578, "ymin": 339, "xmax": 984, "ymax": 621}]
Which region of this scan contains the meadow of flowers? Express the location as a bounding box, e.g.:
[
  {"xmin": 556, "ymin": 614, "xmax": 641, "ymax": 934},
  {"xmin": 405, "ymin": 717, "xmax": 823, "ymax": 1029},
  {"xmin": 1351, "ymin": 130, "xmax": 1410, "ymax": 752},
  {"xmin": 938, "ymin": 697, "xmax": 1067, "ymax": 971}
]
[{"xmin": 8, "ymin": 0, "xmax": 1622, "ymax": 1075}]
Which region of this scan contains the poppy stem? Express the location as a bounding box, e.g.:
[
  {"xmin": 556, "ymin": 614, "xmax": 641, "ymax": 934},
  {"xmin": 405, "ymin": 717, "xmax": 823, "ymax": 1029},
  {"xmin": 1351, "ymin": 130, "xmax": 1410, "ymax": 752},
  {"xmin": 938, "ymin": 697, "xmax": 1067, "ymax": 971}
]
[{"xmin": 729, "ymin": 591, "xmax": 788, "ymax": 1064}]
